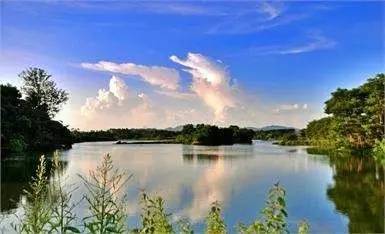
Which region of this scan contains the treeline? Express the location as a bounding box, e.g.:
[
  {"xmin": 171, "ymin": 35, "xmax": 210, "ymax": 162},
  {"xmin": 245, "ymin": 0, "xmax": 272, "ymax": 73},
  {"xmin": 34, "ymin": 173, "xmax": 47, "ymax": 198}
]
[
  {"xmin": 71, "ymin": 128, "xmax": 177, "ymax": 142},
  {"xmin": 253, "ymin": 74, "xmax": 385, "ymax": 160},
  {"xmin": 74, "ymin": 124, "xmax": 255, "ymax": 146},
  {"xmin": 253, "ymin": 128, "xmax": 307, "ymax": 146},
  {"xmin": 306, "ymin": 74, "xmax": 384, "ymax": 150},
  {"xmin": 175, "ymin": 124, "xmax": 255, "ymax": 145},
  {"xmin": 1, "ymin": 68, "xmax": 72, "ymax": 155}
]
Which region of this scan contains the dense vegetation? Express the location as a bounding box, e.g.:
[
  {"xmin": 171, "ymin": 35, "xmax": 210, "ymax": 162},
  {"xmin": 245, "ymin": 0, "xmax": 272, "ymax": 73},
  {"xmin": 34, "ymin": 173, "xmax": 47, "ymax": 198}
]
[
  {"xmin": 175, "ymin": 124, "xmax": 255, "ymax": 145},
  {"xmin": 11, "ymin": 153, "xmax": 309, "ymax": 233},
  {"xmin": 1, "ymin": 68, "xmax": 72, "ymax": 155},
  {"xmin": 254, "ymin": 74, "xmax": 385, "ymax": 160},
  {"xmin": 71, "ymin": 128, "xmax": 177, "ymax": 142},
  {"xmin": 253, "ymin": 128, "xmax": 307, "ymax": 146},
  {"xmin": 306, "ymin": 74, "xmax": 384, "ymax": 150},
  {"xmin": 73, "ymin": 124, "xmax": 255, "ymax": 146}
]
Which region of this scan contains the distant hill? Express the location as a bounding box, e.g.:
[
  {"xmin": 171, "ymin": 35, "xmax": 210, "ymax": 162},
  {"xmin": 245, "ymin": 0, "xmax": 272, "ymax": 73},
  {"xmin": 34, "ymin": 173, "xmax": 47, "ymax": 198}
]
[
  {"xmin": 248, "ymin": 125, "xmax": 297, "ymax": 131},
  {"xmin": 165, "ymin": 125, "xmax": 184, "ymax": 132},
  {"xmin": 166, "ymin": 125, "xmax": 297, "ymax": 132}
]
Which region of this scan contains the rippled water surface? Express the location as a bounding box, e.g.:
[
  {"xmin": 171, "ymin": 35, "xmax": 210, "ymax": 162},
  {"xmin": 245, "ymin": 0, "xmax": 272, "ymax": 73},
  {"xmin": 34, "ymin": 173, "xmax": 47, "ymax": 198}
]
[{"xmin": 1, "ymin": 141, "xmax": 384, "ymax": 233}]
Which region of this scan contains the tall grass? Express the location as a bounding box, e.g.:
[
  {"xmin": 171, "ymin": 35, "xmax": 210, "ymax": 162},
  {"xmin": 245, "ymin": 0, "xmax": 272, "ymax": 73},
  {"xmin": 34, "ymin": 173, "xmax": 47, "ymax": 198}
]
[
  {"xmin": 17, "ymin": 155, "xmax": 51, "ymax": 233},
  {"xmin": 14, "ymin": 153, "xmax": 310, "ymax": 234},
  {"xmin": 49, "ymin": 152, "xmax": 79, "ymax": 233},
  {"xmin": 79, "ymin": 154, "xmax": 130, "ymax": 233}
]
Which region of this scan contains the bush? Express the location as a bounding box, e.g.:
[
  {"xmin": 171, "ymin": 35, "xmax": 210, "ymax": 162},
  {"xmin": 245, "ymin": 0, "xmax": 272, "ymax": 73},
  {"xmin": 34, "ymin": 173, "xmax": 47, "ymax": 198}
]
[
  {"xmin": 205, "ymin": 202, "xmax": 227, "ymax": 234},
  {"xmin": 8, "ymin": 135, "xmax": 27, "ymax": 152},
  {"xmin": 373, "ymin": 139, "xmax": 385, "ymax": 165}
]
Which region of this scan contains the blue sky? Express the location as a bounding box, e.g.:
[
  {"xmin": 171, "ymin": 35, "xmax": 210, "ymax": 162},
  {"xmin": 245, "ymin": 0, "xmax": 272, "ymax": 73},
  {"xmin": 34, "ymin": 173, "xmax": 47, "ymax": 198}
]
[{"xmin": 1, "ymin": 1, "xmax": 384, "ymax": 129}]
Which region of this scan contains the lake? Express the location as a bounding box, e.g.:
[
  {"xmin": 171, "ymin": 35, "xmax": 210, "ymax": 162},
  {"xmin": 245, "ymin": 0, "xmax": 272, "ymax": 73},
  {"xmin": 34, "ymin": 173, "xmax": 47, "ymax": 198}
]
[{"xmin": 1, "ymin": 141, "xmax": 384, "ymax": 233}]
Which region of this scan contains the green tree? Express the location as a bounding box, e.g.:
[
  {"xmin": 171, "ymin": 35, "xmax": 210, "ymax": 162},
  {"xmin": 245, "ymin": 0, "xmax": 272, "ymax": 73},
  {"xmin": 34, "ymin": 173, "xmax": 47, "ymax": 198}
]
[
  {"xmin": 20, "ymin": 67, "xmax": 68, "ymax": 117},
  {"xmin": 308, "ymin": 73, "xmax": 384, "ymax": 150}
]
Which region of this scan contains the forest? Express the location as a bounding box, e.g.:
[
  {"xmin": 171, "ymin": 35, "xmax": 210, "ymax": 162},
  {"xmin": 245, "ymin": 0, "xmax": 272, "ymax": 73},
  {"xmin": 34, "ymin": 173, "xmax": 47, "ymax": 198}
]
[
  {"xmin": 254, "ymin": 73, "xmax": 385, "ymax": 161},
  {"xmin": 175, "ymin": 124, "xmax": 255, "ymax": 145},
  {"xmin": 1, "ymin": 68, "xmax": 72, "ymax": 155},
  {"xmin": 71, "ymin": 128, "xmax": 177, "ymax": 142}
]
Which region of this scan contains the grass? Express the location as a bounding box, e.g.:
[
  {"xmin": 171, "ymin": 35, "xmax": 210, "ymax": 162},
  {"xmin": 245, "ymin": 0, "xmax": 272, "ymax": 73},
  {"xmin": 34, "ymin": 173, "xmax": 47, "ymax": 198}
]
[{"xmin": 13, "ymin": 153, "xmax": 310, "ymax": 234}]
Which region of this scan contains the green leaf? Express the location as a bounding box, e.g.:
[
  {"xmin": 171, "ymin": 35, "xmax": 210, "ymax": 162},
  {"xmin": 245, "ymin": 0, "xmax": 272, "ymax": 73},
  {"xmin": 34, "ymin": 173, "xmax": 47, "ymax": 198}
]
[{"xmin": 64, "ymin": 226, "xmax": 81, "ymax": 233}]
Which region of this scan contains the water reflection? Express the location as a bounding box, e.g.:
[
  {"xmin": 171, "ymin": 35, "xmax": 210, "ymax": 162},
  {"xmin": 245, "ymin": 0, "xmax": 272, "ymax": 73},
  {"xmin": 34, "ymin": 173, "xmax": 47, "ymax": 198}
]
[
  {"xmin": 1, "ymin": 153, "xmax": 68, "ymax": 213},
  {"xmin": 182, "ymin": 145, "xmax": 254, "ymax": 164},
  {"xmin": 326, "ymin": 156, "xmax": 384, "ymax": 233},
  {"xmin": 0, "ymin": 142, "xmax": 383, "ymax": 233}
]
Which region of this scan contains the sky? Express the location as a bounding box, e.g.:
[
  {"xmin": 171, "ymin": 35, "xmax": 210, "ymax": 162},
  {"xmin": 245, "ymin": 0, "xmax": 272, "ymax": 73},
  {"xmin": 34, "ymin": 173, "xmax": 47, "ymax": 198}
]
[{"xmin": 1, "ymin": 1, "xmax": 384, "ymax": 130}]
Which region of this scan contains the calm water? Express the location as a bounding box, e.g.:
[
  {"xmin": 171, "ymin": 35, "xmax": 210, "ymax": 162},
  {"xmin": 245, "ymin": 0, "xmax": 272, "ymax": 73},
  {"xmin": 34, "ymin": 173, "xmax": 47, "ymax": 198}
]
[{"xmin": 1, "ymin": 141, "xmax": 384, "ymax": 233}]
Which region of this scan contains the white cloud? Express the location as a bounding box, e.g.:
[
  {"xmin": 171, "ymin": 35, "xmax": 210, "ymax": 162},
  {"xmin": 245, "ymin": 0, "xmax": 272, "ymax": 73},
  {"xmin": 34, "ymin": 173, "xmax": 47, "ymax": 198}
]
[
  {"xmin": 81, "ymin": 60, "xmax": 180, "ymax": 90},
  {"xmin": 257, "ymin": 2, "xmax": 283, "ymax": 20},
  {"xmin": 250, "ymin": 33, "xmax": 336, "ymax": 55},
  {"xmin": 170, "ymin": 53, "xmax": 237, "ymax": 121},
  {"xmin": 279, "ymin": 34, "xmax": 336, "ymax": 54},
  {"xmin": 80, "ymin": 76, "xmax": 159, "ymax": 129},
  {"xmin": 207, "ymin": 2, "xmax": 307, "ymax": 35},
  {"xmin": 75, "ymin": 54, "xmax": 318, "ymax": 130},
  {"xmin": 274, "ymin": 103, "xmax": 308, "ymax": 113}
]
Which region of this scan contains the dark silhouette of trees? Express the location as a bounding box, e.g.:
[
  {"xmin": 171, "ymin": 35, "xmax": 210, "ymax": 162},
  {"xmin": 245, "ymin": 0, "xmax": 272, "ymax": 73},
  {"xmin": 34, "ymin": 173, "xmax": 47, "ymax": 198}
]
[
  {"xmin": 176, "ymin": 124, "xmax": 254, "ymax": 145},
  {"xmin": 1, "ymin": 68, "xmax": 72, "ymax": 155},
  {"xmin": 20, "ymin": 68, "xmax": 68, "ymax": 117}
]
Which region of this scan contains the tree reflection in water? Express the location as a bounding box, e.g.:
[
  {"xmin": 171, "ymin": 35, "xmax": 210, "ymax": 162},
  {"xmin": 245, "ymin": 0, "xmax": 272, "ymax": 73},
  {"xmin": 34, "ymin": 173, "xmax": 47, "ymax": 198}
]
[
  {"xmin": 1, "ymin": 152, "xmax": 68, "ymax": 212},
  {"xmin": 326, "ymin": 155, "xmax": 384, "ymax": 233}
]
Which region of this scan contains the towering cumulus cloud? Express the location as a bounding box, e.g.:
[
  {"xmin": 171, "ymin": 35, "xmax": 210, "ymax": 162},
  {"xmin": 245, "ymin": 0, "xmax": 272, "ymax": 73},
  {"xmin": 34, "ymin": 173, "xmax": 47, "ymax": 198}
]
[
  {"xmin": 81, "ymin": 61, "xmax": 180, "ymax": 90},
  {"xmin": 170, "ymin": 53, "xmax": 237, "ymax": 121},
  {"xmin": 80, "ymin": 76, "xmax": 158, "ymax": 129}
]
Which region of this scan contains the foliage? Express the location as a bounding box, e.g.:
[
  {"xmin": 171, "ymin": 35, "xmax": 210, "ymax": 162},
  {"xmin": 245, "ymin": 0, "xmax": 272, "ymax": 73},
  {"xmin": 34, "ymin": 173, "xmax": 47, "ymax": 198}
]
[
  {"xmin": 1, "ymin": 70, "xmax": 72, "ymax": 155},
  {"xmin": 71, "ymin": 128, "xmax": 177, "ymax": 143},
  {"xmin": 176, "ymin": 124, "xmax": 254, "ymax": 145},
  {"xmin": 8, "ymin": 135, "xmax": 27, "ymax": 152},
  {"xmin": 19, "ymin": 67, "xmax": 68, "ymax": 117},
  {"xmin": 305, "ymin": 117, "xmax": 345, "ymax": 149},
  {"xmin": 48, "ymin": 151, "xmax": 80, "ymax": 233},
  {"xmin": 238, "ymin": 183, "xmax": 289, "ymax": 234},
  {"xmin": 297, "ymin": 220, "xmax": 310, "ymax": 234},
  {"xmin": 319, "ymin": 73, "xmax": 384, "ymax": 149},
  {"xmin": 372, "ymin": 139, "xmax": 385, "ymax": 165},
  {"xmin": 139, "ymin": 193, "xmax": 174, "ymax": 233},
  {"xmin": 17, "ymin": 155, "xmax": 52, "ymax": 233},
  {"xmin": 260, "ymin": 74, "xmax": 384, "ymax": 152},
  {"xmin": 205, "ymin": 201, "xmax": 227, "ymax": 234},
  {"xmin": 253, "ymin": 129, "xmax": 307, "ymax": 146},
  {"xmin": 79, "ymin": 154, "xmax": 130, "ymax": 234},
  {"xmin": 177, "ymin": 218, "xmax": 194, "ymax": 234}
]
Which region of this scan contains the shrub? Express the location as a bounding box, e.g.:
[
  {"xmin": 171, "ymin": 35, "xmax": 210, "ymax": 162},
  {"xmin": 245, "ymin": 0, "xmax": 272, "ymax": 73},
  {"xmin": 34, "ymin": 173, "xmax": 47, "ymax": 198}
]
[
  {"xmin": 205, "ymin": 201, "xmax": 227, "ymax": 234},
  {"xmin": 373, "ymin": 139, "xmax": 385, "ymax": 165},
  {"xmin": 139, "ymin": 193, "xmax": 174, "ymax": 233},
  {"xmin": 9, "ymin": 135, "xmax": 27, "ymax": 152},
  {"xmin": 238, "ymin": 183, "xmax": 288, "ymax": 233}
]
